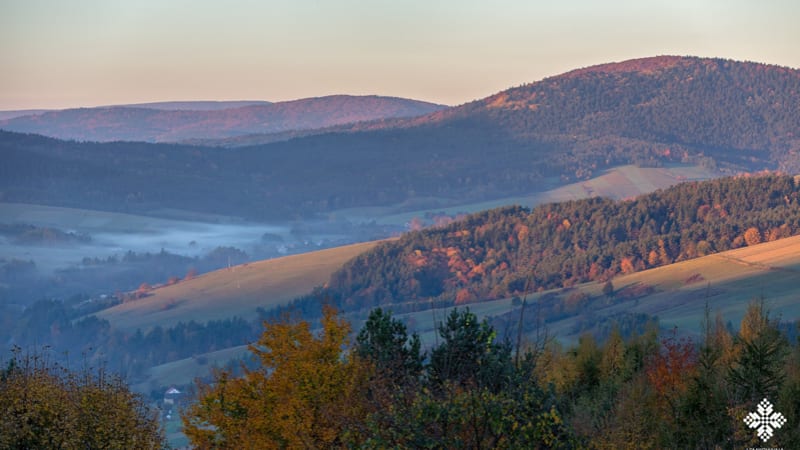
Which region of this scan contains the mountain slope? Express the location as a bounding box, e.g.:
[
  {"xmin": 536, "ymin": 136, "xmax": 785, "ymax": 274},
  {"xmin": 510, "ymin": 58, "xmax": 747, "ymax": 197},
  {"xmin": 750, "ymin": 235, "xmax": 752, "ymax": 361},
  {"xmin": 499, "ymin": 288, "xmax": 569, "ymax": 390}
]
[
  {"xmin": 186, "ymin": 56, "xmax": 800, "ymax": 216},
  {"xmin": 129, "ymin": 232, "xmax": 800, "ymax": 396},
  {"xmin": 94, "ymin": 240, "xmax": 382, "ymax": 332},
  {"xmin": 0, "ymin": 95, "xmax": 446, "ymax": 143},
  {"xmin": 399, "ymin": 232, "xmax": 800, "ymax": 348},
  {"xmin": 2, "ymin": 56, "xmax": 800, "ymax": 221},
  {"xmin": 444, "ymin": 56, "xmax": 800, "ymax": 173},
  {"xmin": 312, "ymin": 174, "xmax": 800, "ymax": 313}
]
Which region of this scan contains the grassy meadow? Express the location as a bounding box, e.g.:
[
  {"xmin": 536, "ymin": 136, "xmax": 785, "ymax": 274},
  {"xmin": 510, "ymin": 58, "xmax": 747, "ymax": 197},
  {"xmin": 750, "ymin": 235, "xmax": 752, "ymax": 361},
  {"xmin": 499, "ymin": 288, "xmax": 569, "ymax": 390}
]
[
  {"xmin": 397, "ymin": 233, "xmax": 800, "ymax": 348},
  {"xmin": 95, "ymin": 240, "xmax": 382, "ymax": 332},
  {"xmin": 137, "ymin": 234, "xmax": 800, "ymax": 391}
]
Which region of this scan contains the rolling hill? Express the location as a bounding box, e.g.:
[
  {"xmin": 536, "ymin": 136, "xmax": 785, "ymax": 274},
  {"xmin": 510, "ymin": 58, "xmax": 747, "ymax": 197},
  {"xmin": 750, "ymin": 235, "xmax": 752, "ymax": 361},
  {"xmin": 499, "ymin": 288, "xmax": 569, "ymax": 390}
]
[
  {"xmin": 2, "ymin": 56, "xmax": 799, "ymax": 222},
  {"xmin": 397, "ymin": 232, "xmax": 800, "ymax": 347},
  {"xmin": 0, "ymin": 109, "xmax": 52, "ymax": 121},
  {"xmin": 94, "ymin": 240, "xmax": 382, "ymax": 332},
  {"xmin": 315, "ymin": 175, "xmax": 800, "ymax": 314},
  {"xmin": 0, "ymin": 95, "xmax": 445, "ymax": 143},
  {"xmin": 134, "ymin": 232, "xmax": 800, "ymax": 392},
  {"xmin": 100, "ymin": 175, "xmax": 800, "ymax": 343}
]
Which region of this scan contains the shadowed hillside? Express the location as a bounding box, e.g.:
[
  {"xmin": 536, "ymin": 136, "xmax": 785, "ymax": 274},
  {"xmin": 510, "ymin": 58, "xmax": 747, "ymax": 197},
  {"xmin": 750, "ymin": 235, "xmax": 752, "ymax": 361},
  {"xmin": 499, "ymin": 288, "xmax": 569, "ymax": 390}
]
[{"xmin": 2, "ymin": 56, "xmax": 799, "ymax": 221}]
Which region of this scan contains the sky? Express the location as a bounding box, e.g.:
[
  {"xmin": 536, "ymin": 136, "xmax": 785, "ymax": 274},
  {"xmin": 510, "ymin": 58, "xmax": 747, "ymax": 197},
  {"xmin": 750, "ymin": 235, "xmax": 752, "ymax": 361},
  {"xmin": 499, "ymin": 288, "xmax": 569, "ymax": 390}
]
[{"xmin": 1, "ymin": 0, "xmax": 799, "ymax": 110}]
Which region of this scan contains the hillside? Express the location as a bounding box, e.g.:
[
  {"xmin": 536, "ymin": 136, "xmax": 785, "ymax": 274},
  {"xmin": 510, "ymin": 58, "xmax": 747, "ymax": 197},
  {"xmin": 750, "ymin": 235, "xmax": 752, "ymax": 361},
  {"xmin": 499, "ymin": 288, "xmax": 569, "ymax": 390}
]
[
  {"xmin": 2, "ymin": 56, "xmax": 799, "ymax": 221},
  {"xmin": 95, "ymin": 240, "xmax": 381, "ymax": 332},
  {"xmin": 394, "ymin": 232, "xmax": 800, "ymax": 348},
  {"xmin": 0, "ymin": 95, "xmax": 445, "ymax": 143},
  {"xmin": 134, "ymin": 232, "xmax": 800, "ymax": 393},
  {"xmin": 9, "ymin": 175, "xmax": 800, "ymax": 402},
  {"xmin": 309, "ymin": 175, "xmax": 800, "ymax": 314}
]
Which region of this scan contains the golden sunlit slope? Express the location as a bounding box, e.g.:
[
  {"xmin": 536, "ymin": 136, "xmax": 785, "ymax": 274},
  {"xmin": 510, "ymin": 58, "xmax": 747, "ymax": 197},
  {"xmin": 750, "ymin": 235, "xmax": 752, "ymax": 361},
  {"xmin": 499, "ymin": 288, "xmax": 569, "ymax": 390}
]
[
  {"xmin": 396, "ymin": 234, "xmax": 800, "ymax": 347},
  {"xmin": 96, "ymin": 240, "xmax": 381, "ymax": 332},
  {"xmin": 134, "ymin": 234, "xmax": 800, "ymax": 392},
  {"xmin": 541, "ymin": 234, "xmax": 800, "ymax": 342}
]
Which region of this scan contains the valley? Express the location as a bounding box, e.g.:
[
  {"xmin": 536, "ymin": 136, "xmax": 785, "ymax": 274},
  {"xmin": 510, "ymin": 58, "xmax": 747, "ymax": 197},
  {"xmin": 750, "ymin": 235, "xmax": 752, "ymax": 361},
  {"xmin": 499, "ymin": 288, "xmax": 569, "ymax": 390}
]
[
  {"xmin": 132, "ymin": 228, "xmax": 800, "ymax": 393},
  {"xmin": 3, "ymin": 55, "xmax": 800, "ymax": 448}
]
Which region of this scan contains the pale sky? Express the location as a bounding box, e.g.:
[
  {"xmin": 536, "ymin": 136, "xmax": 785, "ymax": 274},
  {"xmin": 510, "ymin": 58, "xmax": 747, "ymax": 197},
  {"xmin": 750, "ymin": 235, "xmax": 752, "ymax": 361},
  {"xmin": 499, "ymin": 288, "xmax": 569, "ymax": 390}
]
[{"xmin": 1, "ymin": 0, "xmax": 798, "ymax": 110}]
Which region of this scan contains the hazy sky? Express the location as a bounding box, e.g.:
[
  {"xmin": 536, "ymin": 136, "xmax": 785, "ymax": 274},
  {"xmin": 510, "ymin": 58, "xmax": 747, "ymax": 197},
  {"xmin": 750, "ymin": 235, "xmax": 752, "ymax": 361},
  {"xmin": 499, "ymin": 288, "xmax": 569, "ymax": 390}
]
[{"xmin": 1, "ymin": 0, "xmax": 798, "ymax": 110}]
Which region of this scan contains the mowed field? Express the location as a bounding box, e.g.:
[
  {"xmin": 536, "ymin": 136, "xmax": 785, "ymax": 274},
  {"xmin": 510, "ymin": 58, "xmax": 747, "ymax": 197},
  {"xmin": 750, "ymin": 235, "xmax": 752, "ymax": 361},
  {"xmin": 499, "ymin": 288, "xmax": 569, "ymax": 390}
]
[{"xmin": 96, "ymin": 240, "xmax": 382, "ymax": 332}]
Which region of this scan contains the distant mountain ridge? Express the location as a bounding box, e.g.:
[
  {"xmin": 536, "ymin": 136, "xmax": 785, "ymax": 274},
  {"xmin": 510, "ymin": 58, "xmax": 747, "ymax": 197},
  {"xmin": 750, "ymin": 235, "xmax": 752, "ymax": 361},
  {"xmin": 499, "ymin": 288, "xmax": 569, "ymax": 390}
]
[
  {"xmin": 0, "ymin": 109, "xmax": 51, "ymax": 121},
  {"xmin": 2, "ymin": 56, "xmax": 800, "ymax": 220},
  {"xmin": 0, "ymin": 95, "xmax": 447, "ymax": 143},
  {"xmin": 0, "ymin": 101, "xmax": 273, "ymax": 121},
  {"xmin": 111, "ymin": 100, "xmax": 272, "ymax": 111}
]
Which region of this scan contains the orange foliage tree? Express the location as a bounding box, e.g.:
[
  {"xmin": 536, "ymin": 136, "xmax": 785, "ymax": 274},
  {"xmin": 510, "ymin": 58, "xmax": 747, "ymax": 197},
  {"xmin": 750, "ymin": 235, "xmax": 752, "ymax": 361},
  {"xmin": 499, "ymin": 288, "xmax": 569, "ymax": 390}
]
[
  {"xmin": 182, "ymin": 306, "xmax": 369, "ymax": 448},
  {"xmin": 743, "ymin": 227, "xmax": 762, "ymax": 246}
]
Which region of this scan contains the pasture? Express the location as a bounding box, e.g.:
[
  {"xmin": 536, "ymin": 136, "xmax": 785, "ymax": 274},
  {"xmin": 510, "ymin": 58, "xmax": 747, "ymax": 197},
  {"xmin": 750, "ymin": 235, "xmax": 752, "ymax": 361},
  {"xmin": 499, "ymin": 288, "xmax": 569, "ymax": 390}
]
[{"xmin": 96, "ymin": 240, "xmax": 382, "ymax": 332}]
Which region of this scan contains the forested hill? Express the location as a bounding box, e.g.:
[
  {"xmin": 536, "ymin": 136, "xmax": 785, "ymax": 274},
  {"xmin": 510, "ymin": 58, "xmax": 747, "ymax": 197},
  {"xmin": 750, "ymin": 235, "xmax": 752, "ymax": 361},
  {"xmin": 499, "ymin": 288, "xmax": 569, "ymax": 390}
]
[
  {"xmin": 3, "ymin": 57, "xmax": 800, "ymax": 220},
  {"xmin": 413, "ymin": 56, "xmax": 800, "ymax": 175},
  {"xmin": 319, "ymin": 175, "xmax": 800, "ymax": 312}
]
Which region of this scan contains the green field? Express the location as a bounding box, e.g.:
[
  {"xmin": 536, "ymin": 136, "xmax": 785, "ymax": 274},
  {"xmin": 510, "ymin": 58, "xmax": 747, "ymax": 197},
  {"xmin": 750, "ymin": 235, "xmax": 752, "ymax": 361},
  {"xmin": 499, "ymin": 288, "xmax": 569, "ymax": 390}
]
[{"xmin": 96, "ymin": 240, "xmax": 382, "ymax": 332}]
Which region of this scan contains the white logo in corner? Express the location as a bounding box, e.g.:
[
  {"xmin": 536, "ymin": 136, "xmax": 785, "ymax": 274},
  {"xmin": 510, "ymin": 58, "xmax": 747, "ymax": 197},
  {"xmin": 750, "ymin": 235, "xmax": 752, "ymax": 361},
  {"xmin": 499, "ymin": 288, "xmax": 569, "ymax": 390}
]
[{"xmin": 744, "ymin": 398, "xmax": 786, "ymax": 442}]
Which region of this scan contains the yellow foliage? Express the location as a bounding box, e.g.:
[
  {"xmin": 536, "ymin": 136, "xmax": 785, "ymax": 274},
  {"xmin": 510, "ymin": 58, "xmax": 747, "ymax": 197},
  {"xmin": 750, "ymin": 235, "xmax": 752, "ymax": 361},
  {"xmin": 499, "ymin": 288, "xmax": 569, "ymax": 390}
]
[{"xmin": 183, "ymin": 306, "xmax": 368, "ymax": 449}]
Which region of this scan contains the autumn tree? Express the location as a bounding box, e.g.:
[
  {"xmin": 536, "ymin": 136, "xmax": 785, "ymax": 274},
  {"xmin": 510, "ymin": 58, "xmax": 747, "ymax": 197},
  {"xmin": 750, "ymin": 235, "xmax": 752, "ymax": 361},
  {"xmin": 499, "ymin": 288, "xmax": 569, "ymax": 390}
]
[
  {"xmin": 743, "ymin": 227, "xmax": 762, "ymax": 246},
  {"xmin": 135, "ymin": 282, "xmax": 152, "ymax": 299},
  {"xmin": 182, "ymin": 306, "xmax": 369, "ymax": 449},
  {"xmin": 0, "ymin": 347, "xmax": 164, "ymax": 449},
  {"xmin": 643, "ymin": 331, "xmax": 698, "ymax": 447}
]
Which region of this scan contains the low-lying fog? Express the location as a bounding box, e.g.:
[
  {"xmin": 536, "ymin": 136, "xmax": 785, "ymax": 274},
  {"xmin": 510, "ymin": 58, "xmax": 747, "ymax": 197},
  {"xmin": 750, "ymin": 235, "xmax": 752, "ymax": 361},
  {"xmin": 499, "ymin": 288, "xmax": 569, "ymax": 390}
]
[
  {"xmin": 3, "ymin": 221, "xmax": 283, "ymax": 272},
  {"xmin": 0, "ymin": 203, "xmax": 401, "ymax": 306}
]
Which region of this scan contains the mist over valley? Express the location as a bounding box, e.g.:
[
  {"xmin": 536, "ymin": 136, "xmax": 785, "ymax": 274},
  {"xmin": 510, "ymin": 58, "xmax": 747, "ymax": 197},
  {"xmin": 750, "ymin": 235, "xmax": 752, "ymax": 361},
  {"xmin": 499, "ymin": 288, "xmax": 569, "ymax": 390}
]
[{"xmin": 4, "ymin": 54, "xmax": 800, "ymax": 448}]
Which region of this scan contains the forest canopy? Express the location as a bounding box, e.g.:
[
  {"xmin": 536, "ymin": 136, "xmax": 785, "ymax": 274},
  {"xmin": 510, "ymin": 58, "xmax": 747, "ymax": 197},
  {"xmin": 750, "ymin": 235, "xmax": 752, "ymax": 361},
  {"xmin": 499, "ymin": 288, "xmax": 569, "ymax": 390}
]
[{"xmin": 319, "ymin": 174, "xmax": 800, "ymax": 312}]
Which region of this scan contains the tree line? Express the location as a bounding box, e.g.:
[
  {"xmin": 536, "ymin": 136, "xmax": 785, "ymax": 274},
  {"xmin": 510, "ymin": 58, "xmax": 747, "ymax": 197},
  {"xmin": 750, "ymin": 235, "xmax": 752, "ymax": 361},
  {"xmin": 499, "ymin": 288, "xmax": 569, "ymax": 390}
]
[
  {"xmin": 5, "ymin": 298, "xmax": 261, "ymax": 387},
  {"xmin": 183, "ymin": 301, "xmax": 800, "ymax": 448},
  {"xmin": 321, "ymin": 174, "xmax": 800, "ymax": 312}
]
